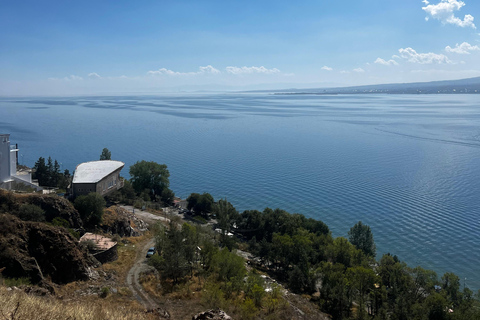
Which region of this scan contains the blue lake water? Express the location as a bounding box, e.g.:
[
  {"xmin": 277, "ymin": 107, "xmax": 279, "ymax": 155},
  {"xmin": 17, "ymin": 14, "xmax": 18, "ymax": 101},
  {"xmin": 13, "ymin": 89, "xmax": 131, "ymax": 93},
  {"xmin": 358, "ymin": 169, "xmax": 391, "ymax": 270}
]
[{"xmin": 0, "ymin": 93, "xmax": 479, "ymax": 289}]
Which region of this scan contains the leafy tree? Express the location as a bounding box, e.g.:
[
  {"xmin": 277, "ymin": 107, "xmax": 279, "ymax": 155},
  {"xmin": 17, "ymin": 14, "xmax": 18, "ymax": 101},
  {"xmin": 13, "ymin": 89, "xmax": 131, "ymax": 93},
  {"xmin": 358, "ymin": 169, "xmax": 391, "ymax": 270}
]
[
  {"xmin": 318, "ymin": 262, "xmax": 352, "ymax": 319},
  {"xmin": 187, "ymin": 192, "xmax": 214, "ymax": 217},
  {"xmin": 160, "ymin": 222, "xmax": 189, "ymax": 283},
  {"xmin": 129, "ymin": 160, "xmax": 173, "ymax": 204},
  {"xmin": 100, "ymin": 148, "xmax": 112, "ymax": 160},
  {"xmin": 182, "ymin": 223, "xmax": 199, "ymax": 276},
  {"xmin": 213, "ymin": 198, "xmax": 238, "ymax": 234},
  {"xmin": 348, "ymin": 221, "xmax": 376, "ymax": 258},
  {"xmin": 74, "ymin": 192, "xmax": 106, "ymax": 228},
  {"xmin": 348, "ymin": 266, "xmax": 377, "ymax": 319},
  {"xmin": 212, "ymin": 247, "xmax": 246, "ymax": 288},
  {"xmin": 442, "ymin": 272, "xmax": 461, "ymax": 305}
]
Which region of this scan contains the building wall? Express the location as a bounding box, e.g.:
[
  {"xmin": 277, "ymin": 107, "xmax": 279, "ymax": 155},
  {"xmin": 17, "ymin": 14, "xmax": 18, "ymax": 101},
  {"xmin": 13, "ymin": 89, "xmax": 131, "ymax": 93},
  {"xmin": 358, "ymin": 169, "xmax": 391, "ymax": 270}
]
[
  {"xmin": 72, "ymin": 183, "xmax": 96, "ymax": 197},
  {"xmin": 96, "ymin": 168, "xmax": 124, "ymax": 196},
  {"xmin": 92, "ymin": 245, "xmax": 118, "ymax": 264},
  {"xmin": 9, "ymin": 147, "xmax": 17, "ymax": 177},
  {"xmin": 0, "ymin": 134, "xmax": 11, "ymax": 183},
  {"xmin": 72, "ymin": 168, "xmax": 123, "ymax": 197}
]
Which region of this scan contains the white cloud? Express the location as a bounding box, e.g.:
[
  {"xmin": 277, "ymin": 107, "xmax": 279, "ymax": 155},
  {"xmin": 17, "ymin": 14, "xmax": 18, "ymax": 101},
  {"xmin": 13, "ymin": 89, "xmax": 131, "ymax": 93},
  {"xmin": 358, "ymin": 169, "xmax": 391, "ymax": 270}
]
[
  {"xmin": 147, "ymin": 65, "xmax": 220, "ymax": 76},
  {"xmin": 399, "ymin": 47, "xmax": 452, "ymax": 64},
  {"xmin": 199, "ymin": 65, "xmax": 221, "ymax": 74},
  {"xmin": 147, "ymin": 68, "xmax": 190, "ymax": 76},
  {"xmin": 374, "ymin": 58, "xmax": 399, "ymax": 66},
  {"xmin": 422, "ymin": 0, "xmax": 476, "ymax": 29},
  {"xmin": 88, "ymin": 72, "xmax": 101, "ymax": 79},
  {"xmin": 225, "ymin": 66, "xmax": 280, "ymax": 75},
  {"xmin": 48, "ymin": 75, "xmax": 83, "ymax": 81},
  {"xmin": 445, "ymin": 41, "xmax": 480, "ymax": 53},
  {"xmin": 321, "ymin": 66, "xmax": 333, "ymax": 71},
  {"xmin": 353, "ymin": 68, "xmax": 365, "ymax": 73},
  {"xmin": 340, "ymin": 70, "xmax": 350, "ymax": 74}
]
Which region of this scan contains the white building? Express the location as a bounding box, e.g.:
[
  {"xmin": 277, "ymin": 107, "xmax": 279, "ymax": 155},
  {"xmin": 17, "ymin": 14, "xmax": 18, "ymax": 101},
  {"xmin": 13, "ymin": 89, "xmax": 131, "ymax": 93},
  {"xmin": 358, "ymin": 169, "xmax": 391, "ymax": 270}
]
[
  {"xmin": 0, "ymin": 134, "xmax": 41, "ymax": 191},
  {"xmin": 72, "ymin": 160, "xmax": 124, "ymax": 197}
]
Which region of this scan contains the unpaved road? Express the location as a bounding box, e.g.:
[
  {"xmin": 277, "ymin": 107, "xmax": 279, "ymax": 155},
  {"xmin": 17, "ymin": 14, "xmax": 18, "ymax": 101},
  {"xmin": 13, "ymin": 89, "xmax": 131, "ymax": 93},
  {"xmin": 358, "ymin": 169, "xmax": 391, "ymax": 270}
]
[
  {"xmin": 126, "ymin": 238, "xmax": 158, "ymax": 310},
  {"xmin": 123, "ymin": 205, "xmax": 169, "ymax": 310}
]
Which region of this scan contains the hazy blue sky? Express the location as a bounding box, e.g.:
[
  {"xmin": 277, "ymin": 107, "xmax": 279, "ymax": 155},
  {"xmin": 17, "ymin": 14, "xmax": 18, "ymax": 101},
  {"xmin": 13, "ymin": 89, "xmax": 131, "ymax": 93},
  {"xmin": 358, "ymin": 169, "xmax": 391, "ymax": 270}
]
[{"xmin": 1, "ymin": 0, "xmax": 479, "ymax": 95}]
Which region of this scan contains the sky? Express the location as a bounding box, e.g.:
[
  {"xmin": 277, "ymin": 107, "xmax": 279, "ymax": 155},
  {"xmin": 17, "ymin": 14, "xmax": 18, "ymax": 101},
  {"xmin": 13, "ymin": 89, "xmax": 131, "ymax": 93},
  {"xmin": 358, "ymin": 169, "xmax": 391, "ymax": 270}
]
[{"xmin": 1, "ymin": 0, "xmax": 479, "ymax": 95}]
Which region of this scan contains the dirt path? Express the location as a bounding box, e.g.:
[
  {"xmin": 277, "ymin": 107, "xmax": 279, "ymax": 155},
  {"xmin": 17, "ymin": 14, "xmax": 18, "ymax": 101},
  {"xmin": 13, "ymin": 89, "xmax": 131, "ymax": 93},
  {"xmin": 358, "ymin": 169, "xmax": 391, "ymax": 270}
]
[
  {"xmin": 126, "ymin": 238, "xmax": 158, "ymax": 310},
  {"xmin": 123, "ymin": 205, "xmax": 171, "ymax": 310}
]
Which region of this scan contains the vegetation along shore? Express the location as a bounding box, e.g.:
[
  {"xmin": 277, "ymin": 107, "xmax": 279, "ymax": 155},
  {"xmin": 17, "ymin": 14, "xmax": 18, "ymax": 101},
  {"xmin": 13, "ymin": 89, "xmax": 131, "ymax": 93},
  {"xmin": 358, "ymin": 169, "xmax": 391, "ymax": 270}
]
[{"xmin": 0, "ymin": 148, "xmax": 479, "ymax": 320}]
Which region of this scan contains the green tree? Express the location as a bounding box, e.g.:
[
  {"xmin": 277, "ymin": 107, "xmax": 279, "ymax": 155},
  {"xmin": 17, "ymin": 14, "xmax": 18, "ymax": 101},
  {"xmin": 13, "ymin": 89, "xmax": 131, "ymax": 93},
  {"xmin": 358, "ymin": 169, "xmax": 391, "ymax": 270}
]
[
  {"xmin": 32, "ymin": 157, "xmax": 48, "ymax": 186},
  {"xmin": 100, "ymin": 148, "xmax": 111, "ymax": 160},
  {"xmin": 348, "ymin": 266, "xmax": 377, "ymax": 319},
  {"xmin": 213, "ymin": 198, "xmax": 238, "ymax": 234},
  {"xmin": 182, "ymin": 223, "xmax": 199, "ymax": 276},
  {"xmin": 74, "ymin": 192, "xmax": 106, "ymax": 228},
  {"xmin": 348, "ymin": 221, "xmax": 376, "ymax": 258},
  {"xmin": 318, "ymin": 261, "xmax": 352, "ymax": 320},
  {"xmin": 187, "ymin": 192, "xmax": 214, "ymax": 217},
  {"xmin": 129, "ymin": 160, "xmax": 173, "ymax": 204},
  {"xmin": 442, "ymin": 272, "xmax": 461, "ymax": 306},
  {"xmin": 213, "ymin": 247, "xmax": 247, "ymax": 283}
]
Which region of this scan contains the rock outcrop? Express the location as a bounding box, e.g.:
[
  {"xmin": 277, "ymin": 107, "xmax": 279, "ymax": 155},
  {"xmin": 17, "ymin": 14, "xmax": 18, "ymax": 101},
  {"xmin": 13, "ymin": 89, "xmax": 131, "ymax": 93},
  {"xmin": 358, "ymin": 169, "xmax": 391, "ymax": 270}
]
[
  {"xmin": 18, "ymin": 193, "xmax": 83, "ymax": 228},
  {"xmin": 0, "ymin": 214, "xmax": 95, "ymax": 284},
  {"xmin": 101, "ymin": 206, "xmax": 148, "ymax": 237},
  {"xmin": 0, "ymin": 189, "xmax": 83, "ymax": 228},
  {"xmin": 192, "ymin": 309, "xmax": 232, "ymax": 320}
]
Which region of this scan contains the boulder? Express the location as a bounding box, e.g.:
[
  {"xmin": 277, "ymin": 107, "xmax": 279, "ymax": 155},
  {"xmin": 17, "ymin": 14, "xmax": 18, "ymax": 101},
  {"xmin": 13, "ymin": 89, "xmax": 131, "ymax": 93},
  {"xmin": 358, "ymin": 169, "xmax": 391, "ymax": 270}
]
[
  {"xmin": 192, "ymin": 309, "xmax": 232, "ymax": 320},
  {"xmin": 101, "ymin": 206, "xmax": 148, "ymax": 237}
]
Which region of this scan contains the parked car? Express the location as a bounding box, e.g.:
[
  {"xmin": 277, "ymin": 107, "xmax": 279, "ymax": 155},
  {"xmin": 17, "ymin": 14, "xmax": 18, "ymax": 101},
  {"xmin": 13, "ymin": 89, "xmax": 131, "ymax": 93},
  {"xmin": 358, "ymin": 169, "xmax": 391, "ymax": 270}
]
[{"xmin": 146, "ymin": 247, "xmax": 156, "ymax": 258}]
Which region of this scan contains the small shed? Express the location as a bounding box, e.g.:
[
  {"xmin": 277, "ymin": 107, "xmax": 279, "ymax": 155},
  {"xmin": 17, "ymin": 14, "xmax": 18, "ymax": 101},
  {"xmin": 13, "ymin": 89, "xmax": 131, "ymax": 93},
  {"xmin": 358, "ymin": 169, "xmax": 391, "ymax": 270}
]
[{"xmin": 79, "ymin": 232, "xmax": 118, "ymax": 264}]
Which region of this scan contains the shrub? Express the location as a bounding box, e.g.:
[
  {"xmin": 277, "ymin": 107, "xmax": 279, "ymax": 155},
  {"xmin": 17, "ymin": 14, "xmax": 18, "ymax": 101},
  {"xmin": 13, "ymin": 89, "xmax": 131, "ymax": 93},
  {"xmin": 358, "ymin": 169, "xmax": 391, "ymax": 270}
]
[
  {"xmin": 17, "ymin": 204, "xmax": 45, "ymax": 222},
  {"xmin": 51, "ymin": 217, "xmax": 70, "ymax": 228},
  {"xmin": 100, "ymin": 287, "xmax": 110, "ymax": 298},
  {"xmin": 202, "ymin": 282, "xmax": 225, "ymax": 309},
  {"xmin": 74, "ymin": 192, "xmax": 106, "ymax": 228}
]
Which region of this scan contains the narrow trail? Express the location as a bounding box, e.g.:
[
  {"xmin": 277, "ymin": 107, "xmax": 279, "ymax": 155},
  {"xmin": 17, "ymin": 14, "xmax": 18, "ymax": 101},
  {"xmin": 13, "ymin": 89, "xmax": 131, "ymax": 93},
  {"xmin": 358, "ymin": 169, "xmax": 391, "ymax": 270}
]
[
  {"xmin": 126, "ymin": 237, "xmax": 158, "ymax": 310},
  {"xmin": 121, "ymin": 205, "xmax": 171, "ymax": 310}
]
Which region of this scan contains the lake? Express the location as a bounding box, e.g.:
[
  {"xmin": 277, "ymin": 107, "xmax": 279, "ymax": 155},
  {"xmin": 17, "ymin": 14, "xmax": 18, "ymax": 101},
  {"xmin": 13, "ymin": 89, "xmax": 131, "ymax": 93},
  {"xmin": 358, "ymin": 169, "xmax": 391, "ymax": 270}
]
[{"xmin": 1, "ymin": 93, "xmax": 479, "ymax": 290}]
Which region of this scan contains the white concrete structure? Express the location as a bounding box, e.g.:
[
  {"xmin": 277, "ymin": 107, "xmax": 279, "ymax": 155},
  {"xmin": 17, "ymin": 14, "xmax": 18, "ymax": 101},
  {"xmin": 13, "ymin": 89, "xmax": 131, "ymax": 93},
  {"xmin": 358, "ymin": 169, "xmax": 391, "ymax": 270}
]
[
  {"xmin": 72, "ymin": 160, "xmax": 124, "ymax": 197},
  {"xmin": 0, "ymin": 134, "xmax": 41, "ymax": 191},
  {"xmin": 0, "ymin": 134, "xmax": 12, "ymax": 184}
]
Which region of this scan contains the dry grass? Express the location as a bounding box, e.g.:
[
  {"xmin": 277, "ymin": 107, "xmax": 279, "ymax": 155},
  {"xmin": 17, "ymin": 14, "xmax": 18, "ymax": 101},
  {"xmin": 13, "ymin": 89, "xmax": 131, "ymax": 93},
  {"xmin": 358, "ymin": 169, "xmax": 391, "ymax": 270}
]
[
  {"xmin": 102, "ymin": 233, "xmax": 151, "ymax": 279},
  {"xmin": 0, "ymin": 286, "xmax": 154, "ymax": 320}
]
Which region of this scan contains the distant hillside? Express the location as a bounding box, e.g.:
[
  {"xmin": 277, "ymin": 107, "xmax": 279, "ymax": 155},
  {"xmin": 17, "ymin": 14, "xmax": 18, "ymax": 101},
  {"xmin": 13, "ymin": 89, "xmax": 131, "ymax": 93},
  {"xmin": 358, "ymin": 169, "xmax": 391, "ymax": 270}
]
[{"xmin": 268, "ymin": 76, "xmax": 480, "ymax": 94}]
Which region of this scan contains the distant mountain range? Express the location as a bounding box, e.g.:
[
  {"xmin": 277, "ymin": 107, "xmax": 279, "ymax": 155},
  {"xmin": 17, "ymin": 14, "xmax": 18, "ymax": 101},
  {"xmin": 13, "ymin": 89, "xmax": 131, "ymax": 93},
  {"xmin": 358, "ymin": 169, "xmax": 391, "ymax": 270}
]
[{"xmin": 263, "ymin": 76, "xmax": 480, "ymax": 95}]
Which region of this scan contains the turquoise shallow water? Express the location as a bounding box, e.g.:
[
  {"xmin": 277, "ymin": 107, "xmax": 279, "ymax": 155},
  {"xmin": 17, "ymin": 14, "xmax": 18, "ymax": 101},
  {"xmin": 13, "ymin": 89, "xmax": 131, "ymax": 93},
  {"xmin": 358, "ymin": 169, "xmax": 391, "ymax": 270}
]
[{"xmin": 1, "ymin": 93, "xmax": 479, "ymax": 289}]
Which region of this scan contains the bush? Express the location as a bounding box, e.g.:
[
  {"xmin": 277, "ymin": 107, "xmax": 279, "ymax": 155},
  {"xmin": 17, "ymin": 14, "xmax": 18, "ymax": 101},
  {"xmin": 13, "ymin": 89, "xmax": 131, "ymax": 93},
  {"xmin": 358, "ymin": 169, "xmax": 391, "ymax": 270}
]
[
  {"xmin": 4, "ymin": 277, "xmax": 31, "ymax": 287},
  {"xmin": 240, "ymin": 298, "xmax": 258, "ymax": 320},
  {"xmin": 16, "ymin": 204, "xmax": 45, "ymax": 222},
  {"xmin": 51, "ymin": 217, "xmax": 70, "ymax": 228},
  {"xmin": 100, "ymin": 287, "xmax": 110, "ymax": 298},
  {"xmin": 202, "ymin": 282, "xmax": 226, "ymax": 309}
]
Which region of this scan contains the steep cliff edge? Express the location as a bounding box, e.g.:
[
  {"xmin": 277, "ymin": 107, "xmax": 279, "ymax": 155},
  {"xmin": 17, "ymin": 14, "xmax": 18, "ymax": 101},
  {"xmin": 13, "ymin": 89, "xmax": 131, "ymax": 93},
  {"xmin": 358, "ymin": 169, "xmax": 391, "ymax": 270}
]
[{"xmin": 0, "ymin": 214, "xmax": 96, "ymax": 284}]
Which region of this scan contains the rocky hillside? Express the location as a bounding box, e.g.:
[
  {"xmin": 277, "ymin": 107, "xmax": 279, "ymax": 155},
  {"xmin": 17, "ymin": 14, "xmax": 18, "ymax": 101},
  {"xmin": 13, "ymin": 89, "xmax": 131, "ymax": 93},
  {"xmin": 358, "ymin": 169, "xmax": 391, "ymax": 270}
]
[
  {"xmin": 0, "ymin": 189, "xmax": 83, "ymax": 228},
  {"xmin": 0, "ymin": 214, "xmax": 96, "ymax": 284}
]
